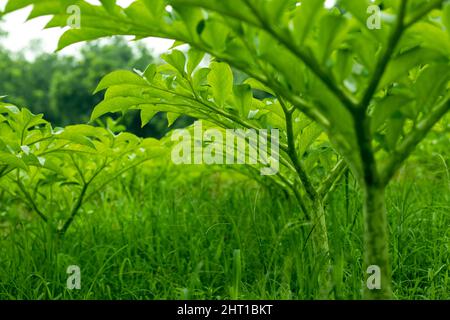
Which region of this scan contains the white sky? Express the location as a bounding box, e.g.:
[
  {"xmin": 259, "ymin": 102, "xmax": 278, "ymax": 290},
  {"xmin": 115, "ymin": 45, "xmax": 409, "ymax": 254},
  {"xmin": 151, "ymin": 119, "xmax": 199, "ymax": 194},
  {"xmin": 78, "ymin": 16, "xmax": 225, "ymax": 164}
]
[{"xmin": 0, "ymin": 0, "xmax": 174, "ymax": 59}]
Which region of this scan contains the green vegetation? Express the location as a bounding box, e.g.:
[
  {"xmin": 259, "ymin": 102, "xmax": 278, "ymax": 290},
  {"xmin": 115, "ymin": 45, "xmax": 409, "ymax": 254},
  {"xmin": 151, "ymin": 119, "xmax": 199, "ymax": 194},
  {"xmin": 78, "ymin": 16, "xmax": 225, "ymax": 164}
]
[
  {"xmin": 0, "ymin": 38, "xmax": 151, "ymax": 125},
  {"xmin": 0, "ymin": 0, "xmax": 449, "ymax": 300},
  {"xmin": 1, "ymin": 163, "xmax": 448, "ymax": 299},
  {"xmin": 0, "ymin": 37, "xmax": 188, "ymax": 137}
]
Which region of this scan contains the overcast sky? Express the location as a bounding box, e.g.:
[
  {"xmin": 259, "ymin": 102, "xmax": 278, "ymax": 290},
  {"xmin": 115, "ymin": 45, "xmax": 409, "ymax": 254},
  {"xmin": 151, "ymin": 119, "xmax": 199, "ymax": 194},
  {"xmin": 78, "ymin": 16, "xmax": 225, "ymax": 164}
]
[{"xmin": 0, "ymin": 0, "xmax": 174, "ymax": 58}]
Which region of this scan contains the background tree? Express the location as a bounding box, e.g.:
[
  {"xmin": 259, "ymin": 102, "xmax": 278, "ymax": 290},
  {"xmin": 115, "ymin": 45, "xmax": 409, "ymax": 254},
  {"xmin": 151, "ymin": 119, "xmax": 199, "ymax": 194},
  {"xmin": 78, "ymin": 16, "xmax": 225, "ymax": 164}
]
[{"xmin": 0, "ymin": 35, "xmax": 182, "ymax": 137}]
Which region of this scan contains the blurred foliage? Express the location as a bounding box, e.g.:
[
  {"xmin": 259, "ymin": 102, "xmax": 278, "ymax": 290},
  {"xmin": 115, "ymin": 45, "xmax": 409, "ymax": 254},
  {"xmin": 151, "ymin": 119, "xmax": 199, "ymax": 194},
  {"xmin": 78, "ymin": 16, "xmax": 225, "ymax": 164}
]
[{"xmin": 0, "ymin": 36, "xmax": 192, "ymax": 137}]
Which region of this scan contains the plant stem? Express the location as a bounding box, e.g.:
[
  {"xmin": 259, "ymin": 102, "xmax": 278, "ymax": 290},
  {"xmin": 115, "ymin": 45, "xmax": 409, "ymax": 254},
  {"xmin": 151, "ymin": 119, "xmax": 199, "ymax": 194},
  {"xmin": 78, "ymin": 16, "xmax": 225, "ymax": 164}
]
[
  {"xmin": 280, "ymin": 98, "xmax": 331, "ymax": 296},
  {"xmin": 345, "ymin": 169, "xmax": 349, "ymax": 220},
  {"xmin": 362, "ymin": 184, "xmax": 392, "ymax": 299},
  {"xmin": 280, "ymin": 99, "xmax": 318, "ymax": 202},
  {"xmin": 58, "ymin": 183, "xmax": 88, "ymax": 237}
]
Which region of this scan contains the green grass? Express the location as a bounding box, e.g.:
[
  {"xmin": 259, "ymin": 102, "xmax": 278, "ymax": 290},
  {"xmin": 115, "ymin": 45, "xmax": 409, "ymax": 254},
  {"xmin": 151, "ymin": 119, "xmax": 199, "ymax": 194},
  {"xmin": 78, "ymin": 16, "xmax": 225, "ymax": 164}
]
[{"xmin": 0, "ymin": 165, "xmax": 448, "ymax": 300}]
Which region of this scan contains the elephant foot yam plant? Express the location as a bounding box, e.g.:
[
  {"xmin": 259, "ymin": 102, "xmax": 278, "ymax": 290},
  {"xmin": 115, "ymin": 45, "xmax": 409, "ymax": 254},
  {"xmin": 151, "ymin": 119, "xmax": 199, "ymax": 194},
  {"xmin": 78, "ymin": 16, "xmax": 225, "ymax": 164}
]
[
  {"xmin": 2, "ymin": 0, "xmax": 450, "ymax": 300},
  {"xmin": 91, "ymin": 62, "xmax": 344, "ymax": 294},
  {"xmin": 0, "ymin": 100, "xmax": 167, "ymax": 236}
]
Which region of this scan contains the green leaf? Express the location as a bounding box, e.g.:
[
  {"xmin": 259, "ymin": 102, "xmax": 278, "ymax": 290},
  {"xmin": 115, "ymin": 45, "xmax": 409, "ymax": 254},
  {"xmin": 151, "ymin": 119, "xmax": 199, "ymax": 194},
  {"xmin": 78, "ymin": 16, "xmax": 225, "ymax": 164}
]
[
  {"xmin": 333, "ymin": 48, "xmax": 354, "ymax": 84},
  {"xmin": 207, "ymin": 62, "xmax": 233, "ymax": 107},
  {"xmin": 103, "ymin": 85, "xmax": 147, "ymax": 101},
  {"xmin": 142, "ymin": 0, "xmax": 165, "ymax": 19},
  {"xmin": 341, "ymin": 0, "xmax": 370, "ymax": 22},
  {"xmin": 54, "ymin": 125, "xmax": 101, "ymax": 149},
  {"xmin": 174, "ymin": 5, "xmax": 204, "ymax": 40},
  {"xmin": 414, "ymin": 64, "xmax": 450, "ymax": 112},
  {"xmin": 187, "ymin": 48, "xmax": 205, "ymax": 76},
  {"xmin": 140, "ymin": 106, "xmax": 158, "ymax": 127},
  {"xmin": 57, "ymin": 28, "xmax": 120, "ymax": 52},
  {"xmin": 244, "ymin": 78, "xmax": 275, "ymax": 96},
  {"xmin": 385, "ymin": 112, "xmax": 405, "ymax": 151},
  {"xmin": 192, "ymin": 67, "xmax": 210, "ymax": 89},
  {"xmin": 27, "ymin": 0, "xmax": 66, "ymax": 20},
  {"xmin": 21, "ymin": 109, "xmax": 47, "ymax": 130},
  {"xmin": 0, "ymin": 152, "xmax": 28, "ymax": 171},
  {"xmin": 4, "ymin": 0, "xmax": 36, "ymax": 13},
  {"xmin": 444, "ymin": 2, "xmax": 450, "ymax": 38},
  {"xmin": 91, "ymin": 97, "xmax": 147, "ymax": 120},
  {"xmin": 233, "ymin": 84, "xmax": 252, "ymax": 117},
  {"xmin": 200, "ymin": 19, "xmax": 229, "ymax": 52},
  {"xmin": 298, "ymin": 122, "xmax": 323, "ymax": 157},
  {"xmin": 161, "ymin": 50, "xmax": 187, "ymax": 75},
  {"xmin": 264, "ymin": 0, "xmax": 290, "ymax": 25},
  {"xmin": 379, "ymin": 47, "xmax": 444, "ymax": 90},
  {"xmin": 409, "ymin": 22, "xmax": 450, "ymax": 56},
  {"xmin": 100, "ymin": 0, "xmax": 116, "ymax": 13},
  {"xmin": 293, "ymin": 0, "xmax": 325, "ymax": 45},
  {"xmin": 94, "ymin": 70, "xmax": 148, "ymax": 94},
  {"xmin": 371, "ymin": 95, "xmax": 412, "ymax": 133},
  {"xmin": 143, "ymin": 64, "xmax": 157, "ymax": 83},
  {"xmin": 316, "ymin": 13, "xmax": 348, "ymax": 64},
  {"xmin": 167, "ymin": 112, "xmax": 180, "ymax": 127}
]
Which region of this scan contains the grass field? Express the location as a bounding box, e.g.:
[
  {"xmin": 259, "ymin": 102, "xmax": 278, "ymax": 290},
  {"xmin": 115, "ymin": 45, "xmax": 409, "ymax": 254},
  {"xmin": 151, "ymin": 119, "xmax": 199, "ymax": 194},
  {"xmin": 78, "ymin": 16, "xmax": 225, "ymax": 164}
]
[{"xmin": 1, "ymin": 162, "xmax": 448, "ymax": 300}]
